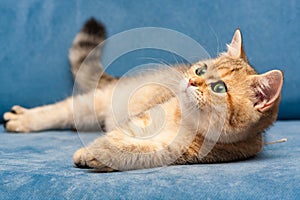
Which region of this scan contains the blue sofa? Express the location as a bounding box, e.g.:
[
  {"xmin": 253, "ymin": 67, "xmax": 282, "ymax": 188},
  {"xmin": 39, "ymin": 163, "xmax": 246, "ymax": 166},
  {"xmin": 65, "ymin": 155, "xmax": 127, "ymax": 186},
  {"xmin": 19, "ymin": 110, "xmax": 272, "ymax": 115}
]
[{"xmin": 0, "ymin": 1, "xmax": 299, "ymax": 199}]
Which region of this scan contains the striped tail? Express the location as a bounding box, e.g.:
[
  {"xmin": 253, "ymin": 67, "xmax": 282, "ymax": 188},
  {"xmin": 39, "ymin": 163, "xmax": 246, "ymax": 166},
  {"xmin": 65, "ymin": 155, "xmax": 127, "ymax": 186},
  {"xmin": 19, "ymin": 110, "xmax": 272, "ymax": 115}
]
[{"xmin": 69, "ymin": 18, "xmax": 115, "ymax": 93}]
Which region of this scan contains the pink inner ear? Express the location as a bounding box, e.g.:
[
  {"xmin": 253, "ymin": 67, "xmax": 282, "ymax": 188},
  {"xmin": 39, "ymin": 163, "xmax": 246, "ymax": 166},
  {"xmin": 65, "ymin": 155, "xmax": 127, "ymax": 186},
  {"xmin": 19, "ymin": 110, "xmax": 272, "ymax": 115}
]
[
  {"xmin": 226, "ymin": 29, "xmax": 242, "ymax": 58},
  {"xmin": 254, "ymin": 70, "xmax": 283, "ymax": 112}
]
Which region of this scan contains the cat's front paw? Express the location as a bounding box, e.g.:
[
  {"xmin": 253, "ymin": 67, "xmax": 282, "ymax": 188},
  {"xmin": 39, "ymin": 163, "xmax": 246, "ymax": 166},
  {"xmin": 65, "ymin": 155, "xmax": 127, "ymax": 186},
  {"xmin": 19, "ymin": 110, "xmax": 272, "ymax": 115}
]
[
  {"xmin": 3, "ymin": 105, "xmax": 33, "ymax": 133},
  {"xmin": 73, "ymin": 147, "xmax": 116, "ymax": 172}
]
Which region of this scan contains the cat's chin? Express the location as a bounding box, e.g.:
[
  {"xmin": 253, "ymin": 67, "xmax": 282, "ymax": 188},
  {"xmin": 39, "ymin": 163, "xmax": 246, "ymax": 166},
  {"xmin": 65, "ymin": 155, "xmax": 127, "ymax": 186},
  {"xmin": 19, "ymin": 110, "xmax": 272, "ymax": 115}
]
[
  {"xmin": 178, "ymin": 78, "xmax": 201, "ymax": 107},
  {"xmin": 179, "ymin": 78, "xmax": 189, "ymax": 92}
]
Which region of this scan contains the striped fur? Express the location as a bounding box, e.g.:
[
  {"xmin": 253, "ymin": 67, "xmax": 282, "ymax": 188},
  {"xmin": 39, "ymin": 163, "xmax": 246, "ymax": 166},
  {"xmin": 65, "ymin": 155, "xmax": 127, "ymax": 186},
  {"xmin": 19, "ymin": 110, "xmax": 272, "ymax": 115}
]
[{"xmin": 69, "ymin": 18, "xmax": 116, "ymax": 93}]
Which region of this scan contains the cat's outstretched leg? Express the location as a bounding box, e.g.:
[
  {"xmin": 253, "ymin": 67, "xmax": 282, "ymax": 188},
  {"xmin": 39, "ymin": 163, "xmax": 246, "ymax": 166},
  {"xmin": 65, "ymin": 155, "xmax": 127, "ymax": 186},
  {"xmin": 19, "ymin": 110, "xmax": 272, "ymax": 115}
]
[
  {"xmin": 72, "ymin": 130, "xmax": 180, "ymax": 171},
  {"xmin": 3, "ymin": 102, "xmax": 72, "ymax": 133},
  {"xmin": 3, "ymin": 90, "xmax": 110, "ymax": 133}
]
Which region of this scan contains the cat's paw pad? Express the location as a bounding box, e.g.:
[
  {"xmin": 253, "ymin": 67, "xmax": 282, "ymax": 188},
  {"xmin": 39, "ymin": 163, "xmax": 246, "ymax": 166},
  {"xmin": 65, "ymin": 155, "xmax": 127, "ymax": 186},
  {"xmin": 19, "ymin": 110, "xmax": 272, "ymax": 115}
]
[
  {"xmin": 73, "ymin": 148, "xmax": 116, "ymax": 172},
  {"xmin": 3, "ymin": 105, "xmax": 31, "ymax": 133}
]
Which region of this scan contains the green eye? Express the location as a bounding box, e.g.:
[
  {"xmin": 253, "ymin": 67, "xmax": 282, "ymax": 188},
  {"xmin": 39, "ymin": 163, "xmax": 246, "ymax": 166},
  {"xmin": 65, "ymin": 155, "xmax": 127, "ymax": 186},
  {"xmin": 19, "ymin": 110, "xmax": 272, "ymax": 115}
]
[
  {"xmin": 211, "ymin": 81, "xmax": 227, "ymax": 93},
  {"xmin": 195, "ymin": 64, "xmax": 207, "ymax": 76}
]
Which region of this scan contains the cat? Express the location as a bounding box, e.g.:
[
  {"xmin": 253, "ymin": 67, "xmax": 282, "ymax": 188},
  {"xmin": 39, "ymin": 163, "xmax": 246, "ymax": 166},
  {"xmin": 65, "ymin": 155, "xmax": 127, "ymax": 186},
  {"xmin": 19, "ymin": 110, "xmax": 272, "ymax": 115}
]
[{"xmin": 3, "ymin": 18, "xmax": 283, "ymax": 172}]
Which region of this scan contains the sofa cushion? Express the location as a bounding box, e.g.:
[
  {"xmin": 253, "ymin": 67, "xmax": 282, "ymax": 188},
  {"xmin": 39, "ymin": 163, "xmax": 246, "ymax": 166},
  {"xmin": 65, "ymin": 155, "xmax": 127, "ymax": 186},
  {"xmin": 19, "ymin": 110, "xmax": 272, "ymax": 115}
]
[{"xmin": 0, "ymin": 121, "xmax": 299, "ymax": 199}]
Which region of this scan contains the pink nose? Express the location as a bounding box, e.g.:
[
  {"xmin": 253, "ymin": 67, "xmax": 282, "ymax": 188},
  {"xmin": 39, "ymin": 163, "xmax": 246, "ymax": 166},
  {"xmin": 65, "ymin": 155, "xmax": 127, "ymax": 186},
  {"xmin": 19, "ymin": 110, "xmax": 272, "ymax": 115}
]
[{"xmin": 188, "ymin": 78, "xmax": 196, "ymax": 87}]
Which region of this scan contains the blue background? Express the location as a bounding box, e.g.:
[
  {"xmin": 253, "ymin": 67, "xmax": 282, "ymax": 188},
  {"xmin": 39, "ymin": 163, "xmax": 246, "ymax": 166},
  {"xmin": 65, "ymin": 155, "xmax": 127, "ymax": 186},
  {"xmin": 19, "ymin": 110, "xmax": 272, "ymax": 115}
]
[
  {"xmin": 0, "ymin": 0, "xmax": 299, "ymax": 120},
  {"xmin": 0, "ymin": 1, "xmax": 299, "ymax": 199}
]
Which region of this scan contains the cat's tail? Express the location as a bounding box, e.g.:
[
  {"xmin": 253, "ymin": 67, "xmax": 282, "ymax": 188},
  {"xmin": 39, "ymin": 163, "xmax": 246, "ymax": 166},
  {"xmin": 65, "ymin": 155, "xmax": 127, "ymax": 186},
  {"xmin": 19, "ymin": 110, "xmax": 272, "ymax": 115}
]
[{"xmin": 69, "ymin": 18, "xmax": 116, "ymax": 93}]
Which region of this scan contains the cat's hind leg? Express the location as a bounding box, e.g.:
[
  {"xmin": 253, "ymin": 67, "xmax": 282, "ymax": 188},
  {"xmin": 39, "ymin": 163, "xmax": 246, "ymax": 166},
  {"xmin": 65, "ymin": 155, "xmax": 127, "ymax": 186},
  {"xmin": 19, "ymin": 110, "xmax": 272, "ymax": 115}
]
[
  {"xmin": 3, "ymin": 89, "xmax": 111, "ymax": 133},
  {"xmin": 3, "ymin": 98, "xmax": 74, "ymax": 133}
]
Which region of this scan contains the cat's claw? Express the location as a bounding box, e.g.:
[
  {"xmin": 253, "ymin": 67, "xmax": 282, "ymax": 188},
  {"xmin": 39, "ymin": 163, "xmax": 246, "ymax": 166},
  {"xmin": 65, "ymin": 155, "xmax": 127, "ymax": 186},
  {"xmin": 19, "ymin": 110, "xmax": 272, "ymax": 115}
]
[
  {"xmin": 3, "ymin": 105, "xmax": 32, "ymax": 133},
  {"xmin": 73, "ymin": 148, "xmax": 116, "ymax": 172}
]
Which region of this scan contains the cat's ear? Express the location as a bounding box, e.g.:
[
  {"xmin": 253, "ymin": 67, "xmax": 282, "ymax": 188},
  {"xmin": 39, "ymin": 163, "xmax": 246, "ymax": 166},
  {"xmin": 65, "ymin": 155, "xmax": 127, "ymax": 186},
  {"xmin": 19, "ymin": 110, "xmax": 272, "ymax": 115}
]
[
  {"xmin": 251, "ymin": 70, "xmax": 283, "ymax": 112},
  {"xmin": 226, "ymin": 29, "xmax": 248, "ymax": 62}
]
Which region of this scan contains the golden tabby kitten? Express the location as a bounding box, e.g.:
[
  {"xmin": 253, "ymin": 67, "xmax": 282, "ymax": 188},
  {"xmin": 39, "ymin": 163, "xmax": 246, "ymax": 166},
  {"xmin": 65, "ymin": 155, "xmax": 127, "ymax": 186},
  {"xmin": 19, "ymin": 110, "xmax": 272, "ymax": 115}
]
[{"xmin": 3, "ymin": 19, "xmax": 283, "ymax": 172}]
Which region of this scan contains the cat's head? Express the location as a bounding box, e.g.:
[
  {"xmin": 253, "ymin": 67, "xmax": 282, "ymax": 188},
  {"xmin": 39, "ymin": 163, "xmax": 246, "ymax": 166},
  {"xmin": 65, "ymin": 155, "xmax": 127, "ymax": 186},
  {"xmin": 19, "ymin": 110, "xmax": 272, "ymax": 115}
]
[{"xmin": 180, "ymin": 29, "xmax": 283, "ymax": 143}]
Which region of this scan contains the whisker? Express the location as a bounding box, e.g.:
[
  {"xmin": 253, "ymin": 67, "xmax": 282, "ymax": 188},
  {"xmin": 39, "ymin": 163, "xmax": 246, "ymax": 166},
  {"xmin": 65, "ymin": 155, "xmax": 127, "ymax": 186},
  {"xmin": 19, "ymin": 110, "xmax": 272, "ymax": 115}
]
[{"xmin": 138, "ymin": 57, "xmax": 175, "ymax": 68}]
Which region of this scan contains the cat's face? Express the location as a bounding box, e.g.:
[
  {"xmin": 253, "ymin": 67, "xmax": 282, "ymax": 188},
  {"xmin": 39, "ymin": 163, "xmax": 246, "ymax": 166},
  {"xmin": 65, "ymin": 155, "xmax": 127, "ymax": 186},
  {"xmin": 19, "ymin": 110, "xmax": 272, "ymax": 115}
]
[{"xmin": 179, "ymin": 30, "xmax": 283, "ymax": 143}]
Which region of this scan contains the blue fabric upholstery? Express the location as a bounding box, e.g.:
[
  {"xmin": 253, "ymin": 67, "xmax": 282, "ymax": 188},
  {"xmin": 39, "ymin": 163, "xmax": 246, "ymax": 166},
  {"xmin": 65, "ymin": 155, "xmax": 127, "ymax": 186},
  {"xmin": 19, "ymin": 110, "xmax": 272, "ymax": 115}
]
[
  {"xmin": 0, "ymin": 0, "xmax": 299, "ymax": 120},
  {"xmin": 0, "ymin": 1, "xmax": 300, "ymax": 199},
  {"xmin": 0, "ymin": 121, "xmax": 299, "ymax": 199}
]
